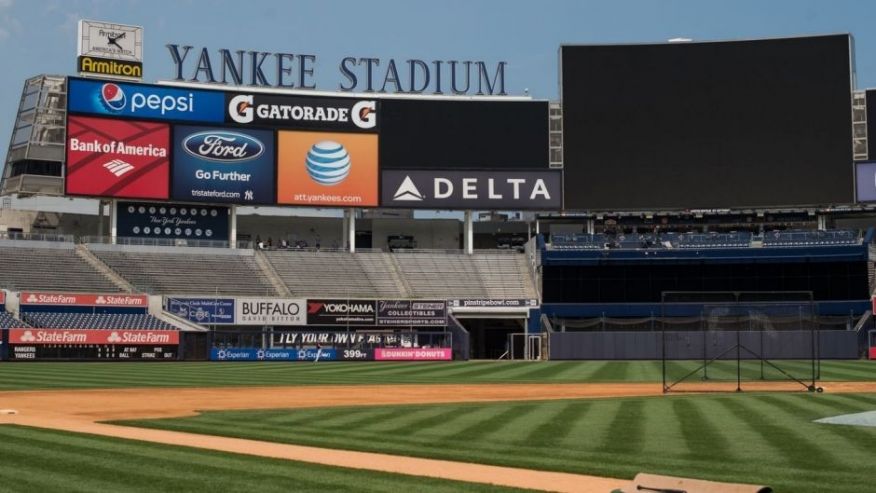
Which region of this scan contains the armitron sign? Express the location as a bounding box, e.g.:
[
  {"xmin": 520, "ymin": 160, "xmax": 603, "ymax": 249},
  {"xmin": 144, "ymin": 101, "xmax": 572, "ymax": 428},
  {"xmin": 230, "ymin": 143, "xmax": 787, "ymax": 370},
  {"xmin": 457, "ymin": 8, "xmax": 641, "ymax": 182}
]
[{"xmin": 78, "ymin": 56, "xmax": 143, "ymax": 78}]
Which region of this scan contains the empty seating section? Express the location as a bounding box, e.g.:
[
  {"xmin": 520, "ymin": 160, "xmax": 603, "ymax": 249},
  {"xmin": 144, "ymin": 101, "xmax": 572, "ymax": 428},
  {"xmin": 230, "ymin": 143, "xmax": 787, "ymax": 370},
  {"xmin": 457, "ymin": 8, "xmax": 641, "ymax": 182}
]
[
  {"xmin": 473, "ymin": 254, "xmax": 538, "ymax": 299},
  {"xmin": 0, "ymin": 245, "xmax": 121, "ymax": 292},
  {"xmin": 263, "ymin": 250, "xmax": 404, "ymax": 297},
  {"xmin": 551, "ymin": 229, "xmax": 857, "ymax": 250},
  {"xmin": 0, "ymin": 311, "xmax": 28, "ymax": 328},
  {"xmin": 674, "ymin": 232, "xmax": 752, "ymax": 249},
  {"xmin": 92, "ymin": 249, "xmax": 277, "ymax": 296},
  {"xmin": 762, "ymin": 229, "xmax": 859, "ymax": 247},
  {"xmin": 23, "ymin": 312, "xmax": 176, "ymax": 330},
  {"xmin": 394, "ymin": 252, "xmax": 536, "ymax": 299}
]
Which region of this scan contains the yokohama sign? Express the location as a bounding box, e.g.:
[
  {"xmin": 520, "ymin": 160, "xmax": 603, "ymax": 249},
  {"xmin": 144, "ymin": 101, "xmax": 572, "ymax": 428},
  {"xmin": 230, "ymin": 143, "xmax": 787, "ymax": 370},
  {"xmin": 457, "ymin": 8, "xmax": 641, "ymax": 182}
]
[
  {"xmin": 8, "ymin": 329, "xmax": 179, "ymax": 345},
  {"xmin": 20, "ymin": 292, "xmax": 148, "ymax": 307}
]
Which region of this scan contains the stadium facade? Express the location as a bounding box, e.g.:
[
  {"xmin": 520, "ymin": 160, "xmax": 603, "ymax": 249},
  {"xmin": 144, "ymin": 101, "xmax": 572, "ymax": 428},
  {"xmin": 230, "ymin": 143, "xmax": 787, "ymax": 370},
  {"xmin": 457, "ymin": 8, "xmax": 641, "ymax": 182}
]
[{"xmin": 0, "ymin": 22, "xmax": 875, "ymax": 361}]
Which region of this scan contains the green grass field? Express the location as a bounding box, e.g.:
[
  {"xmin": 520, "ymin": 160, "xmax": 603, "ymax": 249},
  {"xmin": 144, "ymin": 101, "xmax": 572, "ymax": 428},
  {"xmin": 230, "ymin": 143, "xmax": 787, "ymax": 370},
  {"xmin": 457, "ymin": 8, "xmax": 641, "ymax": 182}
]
[
  {"xmin": 116, "ymin": 392, "xmax": 876, "ymax": 493},
  {"xmin": 0, "ymin": 360, "xmax": 873, "ymax": 390},
  {"xmin": 0, "ymin": 425, "xmax": 524, "ymax": 492}
]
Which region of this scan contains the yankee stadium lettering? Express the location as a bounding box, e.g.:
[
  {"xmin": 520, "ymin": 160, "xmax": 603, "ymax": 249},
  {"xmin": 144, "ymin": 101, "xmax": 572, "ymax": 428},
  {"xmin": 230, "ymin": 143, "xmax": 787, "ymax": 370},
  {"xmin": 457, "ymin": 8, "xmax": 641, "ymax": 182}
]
[{"xmin": 167, "ymin": 44, "xmax": 508, "ymax": 95}]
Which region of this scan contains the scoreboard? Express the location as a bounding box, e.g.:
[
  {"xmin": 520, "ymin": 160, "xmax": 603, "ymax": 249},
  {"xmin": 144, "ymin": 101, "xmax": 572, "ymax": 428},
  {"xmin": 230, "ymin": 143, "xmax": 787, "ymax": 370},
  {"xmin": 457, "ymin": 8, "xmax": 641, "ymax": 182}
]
[{"xmin": 9, "ymin": 344, "xmax": 178, "ymax": 361}]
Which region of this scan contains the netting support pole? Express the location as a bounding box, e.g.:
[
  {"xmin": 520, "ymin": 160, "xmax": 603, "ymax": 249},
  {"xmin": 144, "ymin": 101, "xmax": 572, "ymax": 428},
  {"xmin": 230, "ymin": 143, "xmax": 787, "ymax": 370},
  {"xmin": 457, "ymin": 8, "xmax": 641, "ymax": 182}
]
[
  {"xmin": 736, "ymin": 329, "xmax": 742, "ymax": 392},
  {"xmin": 760, "ymin": 328, "xmax": 765, "ymax": 380},
  {"xmin": 811, "ymin": 321, "xmax": 817, "ymax": 392},
  {"xmin": 700, "ymin": 310, "xmax": 709, "ymax": 380},
  {"xmin": 661, "ymin": 326, "xmax": 666, "ymax": 393}
]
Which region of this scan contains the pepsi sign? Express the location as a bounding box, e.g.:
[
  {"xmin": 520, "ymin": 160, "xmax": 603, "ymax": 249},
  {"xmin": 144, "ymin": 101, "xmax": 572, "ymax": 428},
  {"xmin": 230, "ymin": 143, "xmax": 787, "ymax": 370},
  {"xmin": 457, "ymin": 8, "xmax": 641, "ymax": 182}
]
[
  {"xmin": 67, "ymin": 77, "xmax": 225, "ymax": 123},
  {"xmin": 172, "ymin": 125, "xmax": 276, "ymax": 204}
]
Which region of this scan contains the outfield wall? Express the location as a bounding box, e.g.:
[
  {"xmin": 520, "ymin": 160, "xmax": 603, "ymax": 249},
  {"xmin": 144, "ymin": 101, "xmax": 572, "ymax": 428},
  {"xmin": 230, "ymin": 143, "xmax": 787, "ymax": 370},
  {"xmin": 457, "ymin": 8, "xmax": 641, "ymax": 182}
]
[{"xmin": 549, "ymin": 330, "xmax": 860, "ymax": 360}]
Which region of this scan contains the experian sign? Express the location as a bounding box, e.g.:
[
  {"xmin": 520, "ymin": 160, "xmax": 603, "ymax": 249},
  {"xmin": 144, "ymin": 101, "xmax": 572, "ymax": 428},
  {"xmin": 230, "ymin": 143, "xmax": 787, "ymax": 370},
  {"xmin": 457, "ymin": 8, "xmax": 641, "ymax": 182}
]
[{"xmin": 67, "ymin": 77, "xmax": 225, "ymax": 123}]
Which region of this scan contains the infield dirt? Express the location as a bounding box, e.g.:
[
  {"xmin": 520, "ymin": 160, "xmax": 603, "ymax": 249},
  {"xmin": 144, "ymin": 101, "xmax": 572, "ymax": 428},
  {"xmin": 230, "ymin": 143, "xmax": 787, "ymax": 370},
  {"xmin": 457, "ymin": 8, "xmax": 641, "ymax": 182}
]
[{"xmin": 3, "ymin": 381, "xmax": 875, "ymax": 492}]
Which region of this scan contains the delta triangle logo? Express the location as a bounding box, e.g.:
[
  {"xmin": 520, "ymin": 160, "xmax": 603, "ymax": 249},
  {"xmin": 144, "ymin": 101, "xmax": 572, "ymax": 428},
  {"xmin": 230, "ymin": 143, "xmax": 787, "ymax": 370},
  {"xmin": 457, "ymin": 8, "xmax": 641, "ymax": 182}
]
[{"xmin": 393, "ymin": 176, "xmax": 424, "ymax": 201}]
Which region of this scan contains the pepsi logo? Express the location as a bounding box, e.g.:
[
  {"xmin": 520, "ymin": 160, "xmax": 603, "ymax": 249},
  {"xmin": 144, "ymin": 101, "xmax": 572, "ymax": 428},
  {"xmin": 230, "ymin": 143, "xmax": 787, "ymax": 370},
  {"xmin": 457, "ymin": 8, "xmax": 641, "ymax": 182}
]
[
  {"xmin": 101, "ymin": 83, "xmax": 126, "ymax": 111},
  {"xmin": 183, "ymin": 131, "xmax": 264, "ymax": 162},
  {"xmin": 306, "ymin": 141, "xmax": 351, "ymax": 186}
]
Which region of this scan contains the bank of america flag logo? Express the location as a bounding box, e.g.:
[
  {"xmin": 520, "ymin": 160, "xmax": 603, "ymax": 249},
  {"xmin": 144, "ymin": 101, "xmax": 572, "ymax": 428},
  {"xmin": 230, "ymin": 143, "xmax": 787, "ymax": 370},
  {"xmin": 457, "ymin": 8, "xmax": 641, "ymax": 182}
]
[
  {"xmin": 103, "ymin": 159, "xmax": 135, "ymax": 177},
  {"xmin": 393, "ymin": 176, "xmax": 424, "ymax": 201}
]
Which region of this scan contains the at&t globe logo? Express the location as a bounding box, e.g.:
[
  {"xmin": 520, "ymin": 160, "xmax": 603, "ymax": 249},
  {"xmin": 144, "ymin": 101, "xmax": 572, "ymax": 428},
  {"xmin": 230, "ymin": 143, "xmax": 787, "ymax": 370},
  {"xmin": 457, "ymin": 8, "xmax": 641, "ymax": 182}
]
[
  {"xmin": 306, "ymin": 141, "xmax": 350, "ymax": 185},
  {"xmin": 101, "ymin": 83, "xmax": 126, "ymax": 112}
]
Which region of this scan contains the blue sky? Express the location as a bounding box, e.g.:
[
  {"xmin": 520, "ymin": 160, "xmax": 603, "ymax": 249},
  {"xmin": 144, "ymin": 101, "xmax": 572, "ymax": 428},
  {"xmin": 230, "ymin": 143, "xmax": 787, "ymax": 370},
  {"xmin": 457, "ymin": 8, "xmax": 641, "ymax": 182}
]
[{"xmin": 0, "ymin": 0, "xmax": 874, "ymax": 153}]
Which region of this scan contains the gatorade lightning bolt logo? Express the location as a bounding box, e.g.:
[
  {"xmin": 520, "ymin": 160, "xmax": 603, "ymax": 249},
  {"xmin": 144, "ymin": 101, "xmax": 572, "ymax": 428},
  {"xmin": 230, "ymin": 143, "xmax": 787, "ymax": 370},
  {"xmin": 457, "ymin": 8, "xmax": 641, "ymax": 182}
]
[{"xmin": 101, "ymin": 83, "xmax": 127, "ymax": 112}]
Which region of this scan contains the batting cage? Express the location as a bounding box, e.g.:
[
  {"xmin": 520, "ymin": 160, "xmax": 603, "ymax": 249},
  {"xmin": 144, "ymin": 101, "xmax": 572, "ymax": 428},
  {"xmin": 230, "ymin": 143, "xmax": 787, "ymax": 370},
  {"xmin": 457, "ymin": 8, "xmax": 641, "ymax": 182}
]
[{"xmin": 660, "ymin": 292, "xmax": 822, "ymax": 393}]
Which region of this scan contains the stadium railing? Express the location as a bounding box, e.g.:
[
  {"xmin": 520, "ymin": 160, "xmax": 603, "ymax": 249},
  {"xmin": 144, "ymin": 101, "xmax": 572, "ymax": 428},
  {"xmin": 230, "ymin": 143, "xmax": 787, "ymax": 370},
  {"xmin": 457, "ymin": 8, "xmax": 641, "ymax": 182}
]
[{"xmin": 549, "ymin": 229, "xmax": 860, "ymax": 250}]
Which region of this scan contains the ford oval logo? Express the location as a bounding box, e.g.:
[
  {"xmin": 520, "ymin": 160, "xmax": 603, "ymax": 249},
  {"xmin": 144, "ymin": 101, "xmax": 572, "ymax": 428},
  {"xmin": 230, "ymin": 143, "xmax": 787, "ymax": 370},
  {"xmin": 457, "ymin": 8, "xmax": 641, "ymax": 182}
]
[{"xmin": 182, "ymin": 131, "xmax": 264, "ymax": 163}]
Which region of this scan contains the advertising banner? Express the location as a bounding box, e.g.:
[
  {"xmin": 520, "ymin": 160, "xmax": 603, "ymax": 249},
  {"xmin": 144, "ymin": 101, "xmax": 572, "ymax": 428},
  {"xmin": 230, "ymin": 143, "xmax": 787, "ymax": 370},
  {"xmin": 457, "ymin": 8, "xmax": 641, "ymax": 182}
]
[
  {"xmin": 19, "ymin": 292, "xmax": 147, "ymax": 307},
  {"xmin": 66, "ymin": 115, "xmax": 170, "ymax": 200},
  {"xmin": 166, "ymin": 297, "xmax": 235, "ymax": 324},
  {"xmin": 117, "ymin": 202, "xmax": 230, "ymax": 240},
  {"xmin": 67, "ymin": 78, "xmax": 225, "ymax": 123},
  {"xmin": 78, "ymin": 56, "xmax": 143, "ymax": 79},
  {"xmin": 226, "ymin": 93, "xmax": 377, "ymax": 131},
  {"xmin": 277, "ymin": 131, "xmax": 379, "ymax": 207},
  {"xmin": 376, "ymin": 300, "xmax": 447, "ymax": 326},
  {"xmin": 448, "ymin": 299, "xmax": 539, "ymax": 308},
  {"xmin": 380, "ymin": 170, "xmax": 562, "ymax": 210},
  {"xmin": 9, "ymin": 329, "xmax": 179, "ymax": 345},
  {"xmin": 374, "ymin": 348, "xmax": 452, "ymax": 361},
  {"xmin": 210, "ymin": 347, "xmax": 339, "ymax": 361},
  {"xmin": 856, "ymin": 162, "xmax": 876, "ymax": 202},
  {"xmin": 172, "ymin": 125, "xmax": 276, "ymax": 204},
  {"xmin": 306, "ymin": 299, "xmax": 377, "ymax": 325},
  {"xmin": 234, "ymin": 298, "xmax": 306, "ymax": 326},
  {"xmin": 0, "ymin": 291, "xmax": 5, "ymax": 305}
]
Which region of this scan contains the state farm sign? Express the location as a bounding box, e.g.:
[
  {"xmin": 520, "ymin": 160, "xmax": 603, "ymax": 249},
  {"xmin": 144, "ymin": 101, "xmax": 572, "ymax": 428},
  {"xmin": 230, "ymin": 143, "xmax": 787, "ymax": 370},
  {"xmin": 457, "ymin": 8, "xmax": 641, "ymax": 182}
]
[
  {"xmin": 9, "ymin": 329, "xmax": 178, "ymax": 345},
  {"xmin": 20, "ymin": 292, "xmax": 148, "ymax": 307}
]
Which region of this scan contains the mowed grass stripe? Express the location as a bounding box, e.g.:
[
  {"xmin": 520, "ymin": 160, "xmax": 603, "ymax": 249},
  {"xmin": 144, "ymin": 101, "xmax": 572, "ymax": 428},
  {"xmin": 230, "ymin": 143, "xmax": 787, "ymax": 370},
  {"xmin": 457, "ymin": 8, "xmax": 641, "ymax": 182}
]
[
  {"xmin": 672, "ymin": 398, "xmax": 733, "ymax": 460},
  {"xmin": 517, "ymin": 401, "xmax": 588, "ymax": 446},
  {"xmin": 756, "ymin": 394, "xmax": 876, "ymax": 457},
  {"xmin": 115, "ymin": 393, "xmax": 876, "ymax": 492},
  {"xmin": 638, "ymin": 397, "xmax": 683, "ymax": 456},
  {"xmin": 1, "ymin": 360, "xmax": 875, "ymax": 390},
  {"xmin": 719, "ymin": 397, "xmax": 844, "ymax": 470},
  {"xmin": 0, "ymin": 425, "xmax": 526, "ymax": 492}
]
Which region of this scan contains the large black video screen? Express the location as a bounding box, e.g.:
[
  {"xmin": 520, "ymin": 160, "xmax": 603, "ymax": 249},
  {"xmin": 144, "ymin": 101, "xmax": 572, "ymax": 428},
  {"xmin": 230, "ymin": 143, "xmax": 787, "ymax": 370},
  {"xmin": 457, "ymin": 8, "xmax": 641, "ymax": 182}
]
[
  {"xmin": 562, "ymin": 35, "xmax": 854, "ymax": 210},
  {"xmin": 379, "ymin": 99, "xmax": 549, "ymax": 169}
]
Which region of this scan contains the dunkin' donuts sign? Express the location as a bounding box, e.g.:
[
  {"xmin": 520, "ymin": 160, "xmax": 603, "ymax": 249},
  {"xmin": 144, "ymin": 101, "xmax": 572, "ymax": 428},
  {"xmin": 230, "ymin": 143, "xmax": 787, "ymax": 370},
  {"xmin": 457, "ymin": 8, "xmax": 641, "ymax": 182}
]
[
  {"xmin": 9, "ymin": 329, "xmax": 178, "ymax": 345},
  {"xmin": 20, "ymin": 292, "xmax": 148, "ymax": 307}
]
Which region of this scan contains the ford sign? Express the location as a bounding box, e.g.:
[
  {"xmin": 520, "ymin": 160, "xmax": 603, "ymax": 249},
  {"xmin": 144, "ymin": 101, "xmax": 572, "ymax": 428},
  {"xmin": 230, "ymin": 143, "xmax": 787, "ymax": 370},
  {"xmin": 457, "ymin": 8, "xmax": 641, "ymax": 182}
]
[{"xmin": 182, "ymin": 131, "xmax": 264, "ymax": 162}]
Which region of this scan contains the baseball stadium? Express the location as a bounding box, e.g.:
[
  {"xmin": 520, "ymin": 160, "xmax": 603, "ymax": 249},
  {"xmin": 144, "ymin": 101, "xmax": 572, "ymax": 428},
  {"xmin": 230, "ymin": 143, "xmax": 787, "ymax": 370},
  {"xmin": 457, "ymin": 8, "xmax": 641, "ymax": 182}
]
[{"xmin": 1, "ymin": 6, "xmax": 876, "ymax": 493}]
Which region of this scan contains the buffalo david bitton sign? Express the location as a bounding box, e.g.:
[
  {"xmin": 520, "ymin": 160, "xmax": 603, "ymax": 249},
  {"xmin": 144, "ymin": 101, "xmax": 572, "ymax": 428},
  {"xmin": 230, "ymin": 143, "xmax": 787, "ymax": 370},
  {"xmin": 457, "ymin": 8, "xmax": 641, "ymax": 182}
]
[{"xmin": 234, "ymin": 298, "xmax": 306, "ymax": 325}]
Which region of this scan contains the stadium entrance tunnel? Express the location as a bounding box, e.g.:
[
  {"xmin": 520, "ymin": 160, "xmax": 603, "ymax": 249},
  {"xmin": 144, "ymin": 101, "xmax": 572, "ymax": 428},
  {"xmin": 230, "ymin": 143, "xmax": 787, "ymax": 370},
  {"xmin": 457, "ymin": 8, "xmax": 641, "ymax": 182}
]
[{"xmin": 456, "ymin": 317, "xmax": 527, "ymax": 359}]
